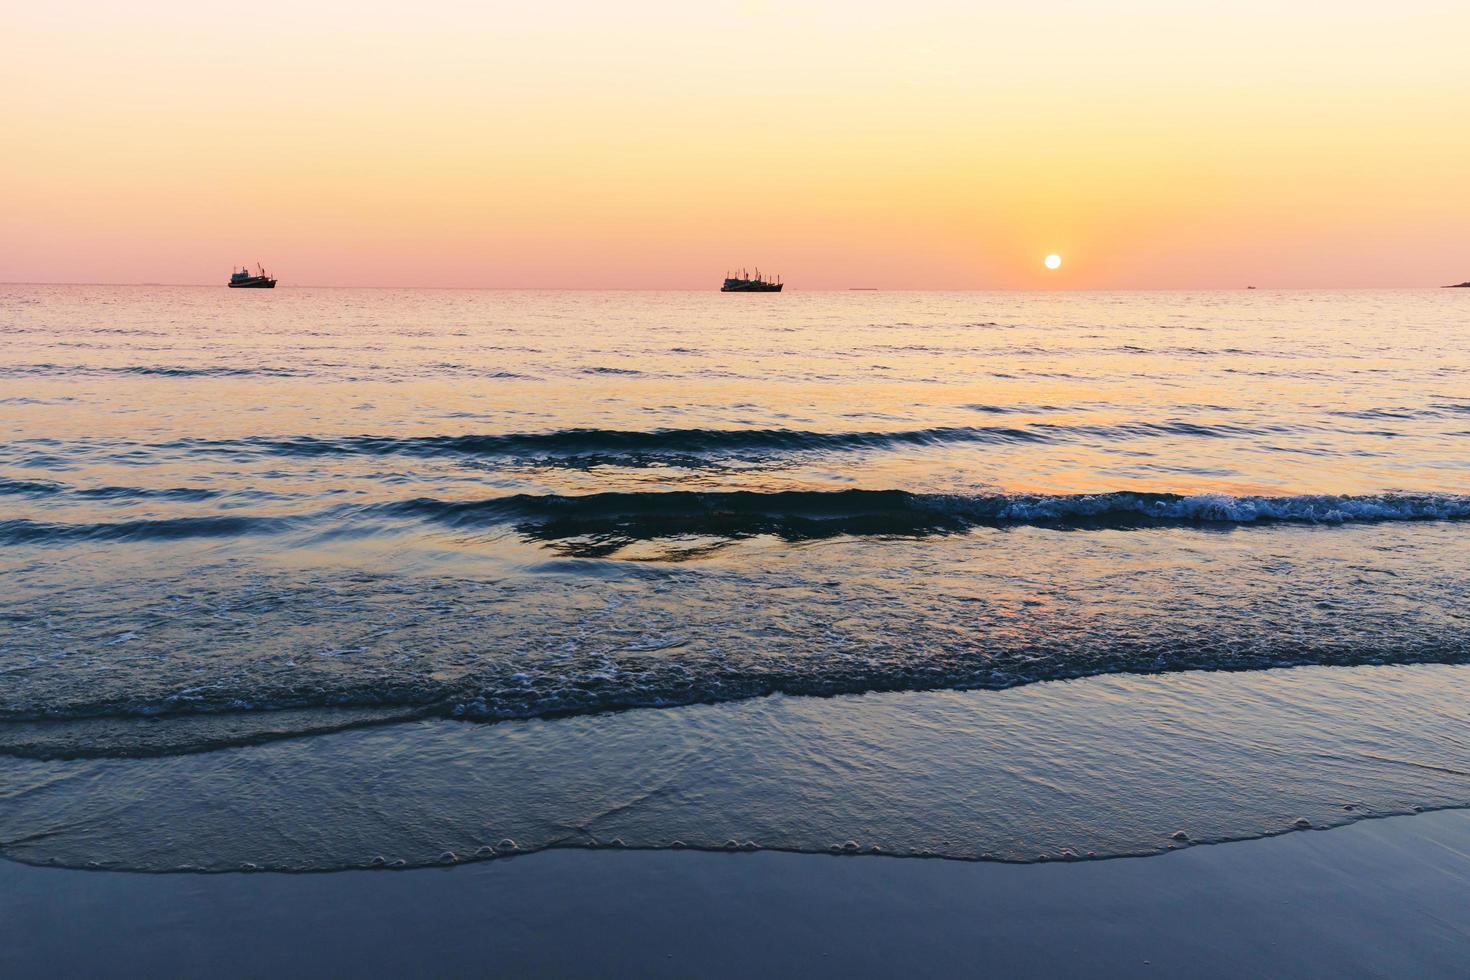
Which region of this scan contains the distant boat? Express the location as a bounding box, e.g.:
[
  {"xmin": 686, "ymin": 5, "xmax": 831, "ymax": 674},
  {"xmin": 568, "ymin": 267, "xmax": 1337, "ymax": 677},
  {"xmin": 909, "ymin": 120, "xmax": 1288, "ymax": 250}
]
[
  {"xmin": 1444, "ymin": 281, "xmax": 1470, "ymax": 288},
  {"xmin": 721, "ymin": 268, "xmax": 782, "ymax": 293},
  {"xmin": 229, "ymin": 264, "xmax": 276, "ymax": 289}
]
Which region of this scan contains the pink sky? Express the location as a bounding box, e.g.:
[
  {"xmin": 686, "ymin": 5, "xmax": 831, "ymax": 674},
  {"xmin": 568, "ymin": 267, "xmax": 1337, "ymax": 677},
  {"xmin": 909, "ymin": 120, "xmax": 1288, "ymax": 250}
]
[{"xmin": 3, "ymin": 1, "xmax": 1468, "ymax": 288}]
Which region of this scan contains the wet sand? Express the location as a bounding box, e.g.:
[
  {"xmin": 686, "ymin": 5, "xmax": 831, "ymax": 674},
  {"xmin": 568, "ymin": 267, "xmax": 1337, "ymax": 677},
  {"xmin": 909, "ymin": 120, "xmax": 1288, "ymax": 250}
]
[{"xmin": 4, "ymin": 809, "xmax": 1468, "ymax": 978}]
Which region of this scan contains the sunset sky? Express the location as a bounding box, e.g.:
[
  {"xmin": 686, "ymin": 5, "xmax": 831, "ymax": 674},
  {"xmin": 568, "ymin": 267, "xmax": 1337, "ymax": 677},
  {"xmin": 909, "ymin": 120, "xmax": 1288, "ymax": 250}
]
[{"xmin": 3, "ymin": 1, "xmax": 1467, "ymax": 288}]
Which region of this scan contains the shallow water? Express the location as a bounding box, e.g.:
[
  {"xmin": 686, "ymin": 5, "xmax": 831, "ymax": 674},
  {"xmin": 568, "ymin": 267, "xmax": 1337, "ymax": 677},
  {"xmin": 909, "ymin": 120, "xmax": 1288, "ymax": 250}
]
[
  {"xmin": 2, "ymin": 286, "xmax": 1468, "ymax": 869},
  {"xmin": 5, "ymin": 666, "xmax": 1470, "ymax": 870}
]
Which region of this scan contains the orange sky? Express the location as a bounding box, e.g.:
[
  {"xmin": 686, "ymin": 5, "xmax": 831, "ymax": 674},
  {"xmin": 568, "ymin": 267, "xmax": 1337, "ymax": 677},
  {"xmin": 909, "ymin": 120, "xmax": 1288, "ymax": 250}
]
[{"xmin": 3, "ymin": 1, "xmax": 1468, "ymax": 288}]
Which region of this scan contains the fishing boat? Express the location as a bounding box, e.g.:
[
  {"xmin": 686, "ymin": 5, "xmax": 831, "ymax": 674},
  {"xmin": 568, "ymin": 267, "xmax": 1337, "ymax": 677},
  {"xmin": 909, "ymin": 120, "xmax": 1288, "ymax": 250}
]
[
  {"xmin": 721, "ymin": 269, "xmax": 782, "ymax": 292},
  {"xmin": 228, "ymin": 264, "xmax": 277, "ymax": 289}
]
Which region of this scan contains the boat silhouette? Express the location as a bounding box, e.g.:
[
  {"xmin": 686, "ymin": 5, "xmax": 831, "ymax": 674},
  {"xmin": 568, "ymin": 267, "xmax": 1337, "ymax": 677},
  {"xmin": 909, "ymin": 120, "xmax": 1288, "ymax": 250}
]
[
  {"xmin": 721, "ymin": 268, "xmax": 782, "ymax": 292},
  {"xmin": 228, "ymin": 263, "xmax": 277, "ymax": 289}
]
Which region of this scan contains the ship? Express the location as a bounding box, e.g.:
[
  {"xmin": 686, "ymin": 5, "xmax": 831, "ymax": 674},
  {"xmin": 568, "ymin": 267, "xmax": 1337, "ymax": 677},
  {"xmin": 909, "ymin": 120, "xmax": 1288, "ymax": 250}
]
[
  {"xmin": 228, "ymin": 264, "xmax": 277, "ymax": 288},
  {"xmin": 721, "ymin": 268, "xmax": 783, "ymax": 292}
]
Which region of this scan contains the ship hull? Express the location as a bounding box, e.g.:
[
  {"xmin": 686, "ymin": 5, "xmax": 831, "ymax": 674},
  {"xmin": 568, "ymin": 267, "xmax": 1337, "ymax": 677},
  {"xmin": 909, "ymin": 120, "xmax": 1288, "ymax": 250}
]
[
  {"xmin": 720, "ymin": 283, "xmax": 783, "ymax": 292},
  {"xmin": 228, "ymin": 278, "xmax": 276, "ymax": 288}
]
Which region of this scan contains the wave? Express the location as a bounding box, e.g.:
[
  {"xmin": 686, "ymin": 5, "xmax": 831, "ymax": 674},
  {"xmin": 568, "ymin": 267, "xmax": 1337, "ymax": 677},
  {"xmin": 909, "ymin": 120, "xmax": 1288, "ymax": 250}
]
[
  {"xmin": 74, "ymin": 485, "xmax": 220, "ymax": 501},
  {"xmin": 3, "ymin": 363, "xmax": 301, "ymax": 378},
  {"xmin": 0, "ymin": 514, "xmax": 292, "ymax": 545},
  {"xmin": 6, "ymin": 491, "xmax": 1468, "ymax": 548},
  {"xmin": 381, "ymin": 489, "xmax": 1470, "ymax": 541},
  {"xmin": 0, "ymin": 478, "xmax": 219, "ymax": 501},
  {"xmin": 166, "ymin": 421, "xmax": 1296, "ymax": 464},
  {"xmin": 0, "ymin": 478, "xmax": 64, "ymax": 497},
  {"xmin": 0, "ymin": 707, "xmax": 429, "ymax": 761},
  {"xmin": 6, "ymin": 631, "xmax": 1470, "ymax": 757},
  {"xmin": 172, "ymin": 426, "xmax": 1046, "ymax": 459}
]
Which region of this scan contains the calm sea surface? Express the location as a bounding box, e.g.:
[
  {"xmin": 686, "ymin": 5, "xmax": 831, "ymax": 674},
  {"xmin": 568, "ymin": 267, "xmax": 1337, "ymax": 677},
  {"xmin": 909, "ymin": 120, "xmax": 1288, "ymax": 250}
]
[{"xmin": 2, "ymin": 286, "xmax": 1468, "ymax": 870}]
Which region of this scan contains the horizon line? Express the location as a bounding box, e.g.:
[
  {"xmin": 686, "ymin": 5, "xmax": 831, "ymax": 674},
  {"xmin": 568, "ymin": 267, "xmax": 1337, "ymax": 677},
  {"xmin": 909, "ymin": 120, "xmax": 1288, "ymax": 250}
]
[{"xmin": 1, "ymin": 282, "xmax": 1461, "ymax": 292}]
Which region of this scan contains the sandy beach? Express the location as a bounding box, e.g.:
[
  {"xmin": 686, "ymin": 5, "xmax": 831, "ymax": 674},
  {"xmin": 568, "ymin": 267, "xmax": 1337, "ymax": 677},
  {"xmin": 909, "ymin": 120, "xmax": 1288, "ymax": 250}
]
[{"xmin": 5, "ymin": 809, "xmax": 1468, "ymax": 978}]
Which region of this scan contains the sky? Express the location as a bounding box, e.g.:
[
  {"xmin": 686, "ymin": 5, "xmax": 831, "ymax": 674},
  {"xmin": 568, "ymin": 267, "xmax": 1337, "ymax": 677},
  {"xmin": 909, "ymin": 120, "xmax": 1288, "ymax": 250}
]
[{"xmin": 2, "ymin": 1, "xmax": 1468, "ymax": 288}]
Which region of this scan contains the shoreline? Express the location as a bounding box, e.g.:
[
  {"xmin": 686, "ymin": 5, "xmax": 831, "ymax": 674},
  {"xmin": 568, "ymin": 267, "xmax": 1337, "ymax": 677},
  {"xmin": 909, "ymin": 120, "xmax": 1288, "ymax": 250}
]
[
  {"xmin": 7, "ymin": 665, "xmax": 1470, "ymax": 874},
  {"xmin": 0, "ymin": 797, "xmax": 1462, "ymax": 876},
  {"xmin": 6, "ymin": 809, "xmax": 1469, "ymax": 977}
]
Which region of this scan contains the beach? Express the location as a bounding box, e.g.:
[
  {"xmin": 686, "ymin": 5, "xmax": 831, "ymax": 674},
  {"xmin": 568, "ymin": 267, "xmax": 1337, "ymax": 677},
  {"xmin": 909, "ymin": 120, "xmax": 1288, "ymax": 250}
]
[
  {"xmin": 5, "ymin": 810, "xmax": 1469, "ymax": 978},
  {"xmin": 9, "ymin": 0, "xmax": 1470, "ymax": 970}
]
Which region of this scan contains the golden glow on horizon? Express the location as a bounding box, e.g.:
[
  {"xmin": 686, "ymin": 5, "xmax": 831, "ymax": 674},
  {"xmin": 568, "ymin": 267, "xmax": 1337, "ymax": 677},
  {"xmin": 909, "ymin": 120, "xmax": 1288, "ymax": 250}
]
[
  {"xmin": 1045, "ymin": 255, "xmax": 1063, "ymax": 271},
  {"xmin": 2, "ymin": 1, "xmax": 1468, "ymax": 288}
]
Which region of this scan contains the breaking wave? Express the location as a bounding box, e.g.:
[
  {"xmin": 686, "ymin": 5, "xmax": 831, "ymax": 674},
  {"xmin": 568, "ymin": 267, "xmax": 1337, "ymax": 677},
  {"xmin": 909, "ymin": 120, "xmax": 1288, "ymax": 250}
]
[
  {"xmin": 5, "ymin": 490, "xmax": 1469, "ymax": 548},
  {"xmin": 385, "ymin": 489, "xmax": 1470, "ymax": 536},
  {"xmin": 5, "ymin": 607, "xmax": 1469, "ymax": 757}
]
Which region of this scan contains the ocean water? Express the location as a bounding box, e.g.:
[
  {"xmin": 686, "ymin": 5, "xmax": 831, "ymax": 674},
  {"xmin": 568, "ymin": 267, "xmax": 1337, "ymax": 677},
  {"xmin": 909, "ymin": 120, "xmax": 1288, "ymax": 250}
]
[{"xmin": 2, "ymin": 285, "xmax": 1468, "ymax": 870}]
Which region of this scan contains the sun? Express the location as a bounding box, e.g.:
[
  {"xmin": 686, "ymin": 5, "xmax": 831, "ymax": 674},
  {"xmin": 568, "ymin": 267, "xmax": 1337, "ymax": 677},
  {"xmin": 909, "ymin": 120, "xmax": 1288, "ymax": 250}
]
[{"xmin": 1044, "ymin": 254, "xmax": 1062, "ymax": 270}]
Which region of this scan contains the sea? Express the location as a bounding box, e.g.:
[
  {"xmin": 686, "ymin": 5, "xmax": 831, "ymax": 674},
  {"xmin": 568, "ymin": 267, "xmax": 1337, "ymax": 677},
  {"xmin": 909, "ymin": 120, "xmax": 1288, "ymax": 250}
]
[{"xmin": 2, "ymin": 285, "xmax": 1468, "ymax": 871}]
